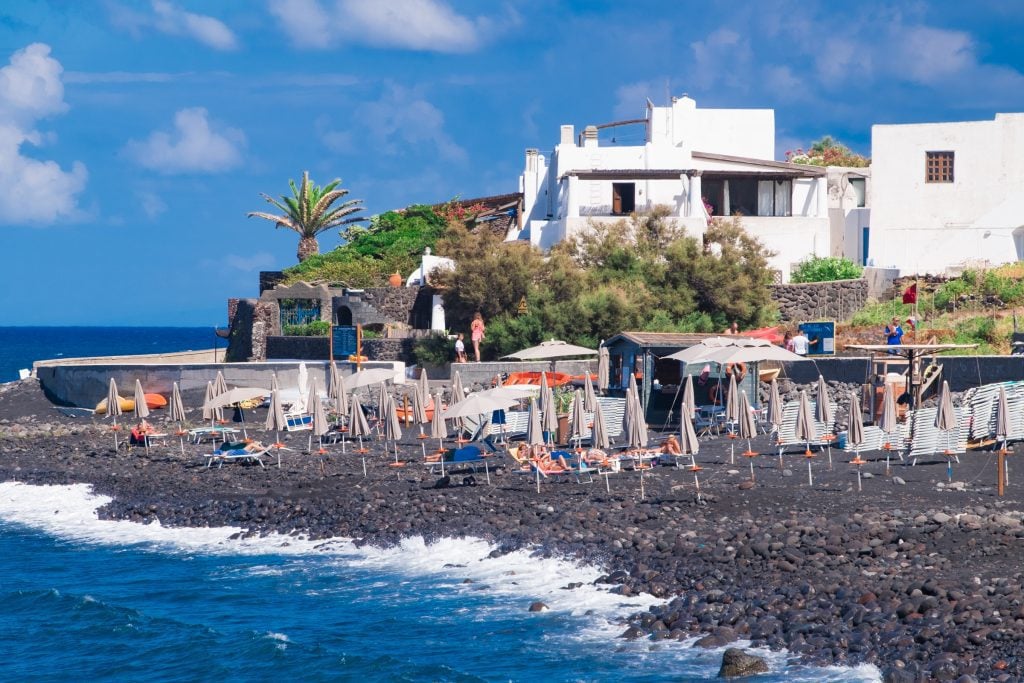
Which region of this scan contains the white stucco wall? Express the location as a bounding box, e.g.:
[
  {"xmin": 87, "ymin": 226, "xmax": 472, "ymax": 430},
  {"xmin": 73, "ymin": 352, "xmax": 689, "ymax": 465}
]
[
  {"xmin": 740, "ymin": 216, "xmax": 830, "ymax": 282},
  {"xmin": 869, "ymin": 113, "xmax": 1024, "ymax": 273}
]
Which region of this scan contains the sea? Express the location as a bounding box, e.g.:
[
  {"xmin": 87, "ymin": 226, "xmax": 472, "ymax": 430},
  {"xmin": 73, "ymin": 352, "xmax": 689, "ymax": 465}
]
[{"xmin": 0, "ymin": 327, "xmax": 881, "ymax": 681}]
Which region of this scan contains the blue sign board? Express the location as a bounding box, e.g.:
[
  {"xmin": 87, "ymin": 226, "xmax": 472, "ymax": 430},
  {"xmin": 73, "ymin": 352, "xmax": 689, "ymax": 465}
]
[
  {"xmin": 798, "ymin": 321, "xmax": 835, "ymax": 356},
  {"xmin": 332, "ymin": 325, "xmax": 357, "ymax": 360}
]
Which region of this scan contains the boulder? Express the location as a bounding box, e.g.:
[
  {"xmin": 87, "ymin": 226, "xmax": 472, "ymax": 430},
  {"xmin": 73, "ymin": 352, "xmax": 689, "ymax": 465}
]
[{"xmin": 718, "ymin": 648, "xmax": 769, "ymax": 678}]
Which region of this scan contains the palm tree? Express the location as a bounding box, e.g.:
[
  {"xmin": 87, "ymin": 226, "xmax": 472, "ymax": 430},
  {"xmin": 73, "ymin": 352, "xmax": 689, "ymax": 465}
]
[{"xmin": 248, "ymin": 171, "xmax": 366, "ymax": 262}]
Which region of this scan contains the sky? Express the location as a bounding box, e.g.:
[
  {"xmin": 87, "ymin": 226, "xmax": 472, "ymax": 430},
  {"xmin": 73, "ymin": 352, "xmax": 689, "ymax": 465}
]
[{"xmin": 0, "ymin": 0, "xmax": 1022, "ymax": 326}]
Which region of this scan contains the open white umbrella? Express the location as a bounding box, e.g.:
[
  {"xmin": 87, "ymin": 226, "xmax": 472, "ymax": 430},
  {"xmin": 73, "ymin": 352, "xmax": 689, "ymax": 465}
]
[
  {"xmin": 133, "ymin": 379, "xmax": 150, "ymax": 454},
  {"xmin": 344, "ymin": 367, "xmax": 395, "ymax": 391},
  {"xmin": 796, "ymin": 390, "xmax": 816, "ymax": 485},
  {"xmin": 204, "ymin": 386, "xmax": 269, "ymax": 440},
  {"xmin": 442, "ymin": 392, "xmax": 519, "ymax": 420},
  {"xmin": 169, "ymin": 381, "xmax": 187, "ymax": 455},
  {"xmin": 348, "ymin": 392, "xmax": 372, "ymax": 476},
  {"xmin": 106, "ymin": 377, "xmax": 122, "ymax": 450},
  {"xmin": 503, "ymin": 339, "xmax": 598, "ymax": 360},
  {"xmin": 848, "ymin": 390, "xmax": 867, "ymax": 491},
  {"xmin": 597, "ymin": 345, "xmax": 610, "ymax": 392}
]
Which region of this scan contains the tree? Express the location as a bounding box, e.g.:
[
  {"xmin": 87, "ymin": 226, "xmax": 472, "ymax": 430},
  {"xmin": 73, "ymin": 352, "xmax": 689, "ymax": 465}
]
[
  {"xmin": 248, "ymin": 171, "xmax": 366, "ymax": 262},
  {"xmin": 785, "ymin": 136, "xmax": 870, "ymax": 167}
]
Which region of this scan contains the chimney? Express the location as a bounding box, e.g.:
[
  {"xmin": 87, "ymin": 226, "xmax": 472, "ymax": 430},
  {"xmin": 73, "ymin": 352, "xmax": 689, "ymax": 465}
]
[
  {"xmin": 525, "ymin": 148, "xmax": 539, "ymax": 172},
  {"xmin": 582, "ymin": 125, "xmax": 598, "ymax": 148},
  {"xmin": 560, "ymin": 125, "xmax": 574, "ymax": 146}
]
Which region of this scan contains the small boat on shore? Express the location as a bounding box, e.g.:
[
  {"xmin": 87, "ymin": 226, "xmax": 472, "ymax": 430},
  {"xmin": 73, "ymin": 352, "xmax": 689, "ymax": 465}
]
[
  {"xmin": 95, "ymin": 393, "xmax": 166, "ymax": 414},
  {"xmin": 504, "ymin": 371, "xmax": 573, "ymax": 387}
]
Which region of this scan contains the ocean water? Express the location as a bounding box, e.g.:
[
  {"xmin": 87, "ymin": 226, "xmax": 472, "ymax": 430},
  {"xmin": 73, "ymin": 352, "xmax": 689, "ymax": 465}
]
[
  {"xmin": 0, "ymin": 483, "xmax": 882, "ymax": 682},
  {"xmin": 0, "ymin": 326, "xmax": 219, "ymax": 382}
]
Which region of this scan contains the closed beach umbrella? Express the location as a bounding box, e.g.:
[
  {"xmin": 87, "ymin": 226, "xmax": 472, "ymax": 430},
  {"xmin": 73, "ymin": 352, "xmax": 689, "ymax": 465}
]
[
  {"xmin": 309, "ymin": 379, "xmax": 329, "ymax": 456},
  {"xmin": 583, "ymin": 372, "xmax": 598, "ymax": 413},
  {"xmin": 538, "ymin": 372, "xmax": 550, "ymax": 415},
  {"xmin": 297, "ymin": 362, "xmax": 309, "ymax": 410},
  {"xmin": 542, "ymin": 385, "xmax": 558, "ymax": 444},
  {"xmin": 682, "ymin": 374, "xmax": 696, "ymax": 421},
  {"xmin": 767, "ymin": 378, "xmax": 783, "ymax": 435},
  {"xmin": 106, "ymin": 377, "xmax": 122, "ymax": 450},
  {"xmin": 133, "ymin": 379, "xmax": 150, "ymax": 454},
  {"xmin": 213, "ymin": 370, "xmax": 228, "ymax": 401},
  {"xmin": 451, "ymin": 371, "xmax": 465, "ymax": 406},
  {"xmin": 348, "ymin": 392, "xmax": 372, "ymax": 476},
  {"xmin": 265, "ymin": 386, "xmax": 287, "ymax": 467},
  {"xmin": 590, "ymin": 400, "xmax": 610, "ymax": 451},
  {"xmin": 202, "ymin": 381, "xmax": 223, "ymax": 425},
  {"xmin": 569, "ymin": 390, "xmax": 587, "ymax": 449},
  {"xmin": 848, "ymin": 390, "xmax": 865, "ymax": 456},
  {"xmin": 411, "ymin": 388, "xmax": 428, "ymax": 456},
  {"xmin": 796, "ymin": 390, "xmax": 816, "ymax": 484},
  {"xmin": 328, "ymin": 361, "xmax": 342, "ymax": 401},
  {"xmin": 383, "ymin": 392, "xmax": 403, "ymax": 463},
  {"xmin": 133, "ymin": 379, "xmax": 150, "ymax": 420},
  {"xmin": 430, "ymin": 390, "xmax": 447, "ymax": 457},
  {"xmin": 597, "ymin": 345, "xmax": 610, "ymax": 392},
  {"xmin": 815, "ymin": 375, "xmax": 833, "ymax": 429},
  {"xmin": 418, "ymin": 370, "xmax": 430, "ymax": 410},
  {"xmin": 878, "ymin": 382, "xmax": 898, "ymax": 447},
  {"xmin": 526, "ymin": 397, "xmax": 543, "ymax": 446},
  {"xmin": 680, "ymin": 407, "xmax": 700, "ymax": 459},
  {"xmin": 737, "ymin": 389, "xmax": 758, "ymax": 476},
  {"xmin": 169, "ymin": 381, "xmax": 187, "ymax": 455},
  {"xmin": 334, "ymin": 381, "xmax": 349, "ymax": 420},
  {"xmin": 996, "ymin": 385, "xmax": 1010, "ymax": 449},
  {"xmin": 725, "ymin": 372, "xmax": 740, "ymax": 430},
  {"xmin": 934, "ymin": 380, "xmax": 957, "ymax": 457}
]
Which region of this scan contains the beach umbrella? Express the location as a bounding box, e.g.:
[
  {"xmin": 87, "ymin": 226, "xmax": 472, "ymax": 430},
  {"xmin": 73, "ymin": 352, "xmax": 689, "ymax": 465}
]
[
  {"xmin": 590, "ymin": 400, "xmax": 610, "ymax": 451},
  {"xmin": 328, "ymin": 361, "xmax": 342, "ymax": 401},
  {"xmin": 736, "ymin": 389, "xmax": 758, "ymax": 478},
  {"xmin": 133, "ymin": 379, "xmax": 150, "ymax": 454},
  {"xmin": 442, "ymin": 392, "xmax": 518, "ymax": 420},
  {"xmin": 450, "ymin": 370, "xmax": 467, "ymax": 440},
  {"xmin": 382, "ymin": 392, "xmax": 403, "ymax": 468},
  {"xmin": 542, "ymin": 385, "xmax": 558, "ymax": 444},
  {"xmin": 204, "ymin": 386, "xmax": 268, "ymax": 440},
  {"xmin": 296, "ymin": 362, "xmax": 309, "ymax": 411},
  {"xmin": 333, "ymin": 387, "xmax": 350, "ymax": 454},
  {"xmin": 538, "ymin": 372, "xmax": 550, "ymax": 415},
  {"xmin": 627, "ymin": 374, "xmax": 649, "ymax": 450},
  {"xmin": 308, "ymin": 379, "xmax": 330, "ymax": 457},
  {"xmin": 597, "ymin": 345, "xmax": 610, "ymax": 392},
  {"xmin": 996, "ymin": 385, "xmax": 1011, "ymax": 493},
  {"xmin": 106, "ymin": 377, "xmax": 122, "ymax": 450},
  {"xmin": 169, "ymin": 381, "xmax": 187, "ymax": 455},
  {"xmin": 816, "ymin": 375, "xmax": 834, "ymax": 467},
  {"xmin": 724, "ymin": 372, "xmax": 739, "ymax": 463},
  {"xmin": 526, "ymin": 397, "xmax": 543, "ymax": 447},
  {"xmin": 503, "ymin": 339, "xmax": 598, "ymax": 360},
  {"xmin": 795, "ymin": 390, "xmax": 816, "ymax": 485},
  {"xmin": 679, "ymin": 404, "xmax": 700, "ymax": 466},
  {"xmin": 878, "ymin": 382, "xmax": 899, "ymax": 474},
  {"xmin": 934, "ymin": 380, "xmax": 958, "ymax": 476},
  {"xmin": 767, "ymin": 378, "xmax": 784, "ymax": 468},
  {"xmin": 663, "ymin": 337, "xmax": 736, "ymax": 363},
  {"xmin": 569, "ymin": 390, "xmax": 587, "ymax": 450},
  {"xmin": 376, "ymin": 382, "xmax": 389, "ymax": 438},
  {"xmin": 681, "ymin": 374, "xmax": 696, "ymax": 421},
  {"xmin": 202, "ymin": 380, "xmax": 223, "ymax": 426},
  {"xmin": 411, "ymin": 388, "xmax": 428, "ymax": 456},
  {"xmin": 265, "ymin": 385, "xmax": 288, "ymax": 467},
  {"xmin": 212, "ymin": 371, "xmax": 228, "ymax": 420},
  {"xmin": 344, "ymin": 367, "xmax": 394, "ymax": 391},
  {"xmin": 848, "ymin": 390, "xmax": 866, "ymax": 491},
  {"xmin": 348, "ymin": 392, "xmax": 372, "ymax": 476},
  {"xmin": 430, "ymin": 390, "xmax": 448, "ymax": 467},
  {"xmin": 583, "ymin": 372, "xmax": 598, "ymax": 412}
]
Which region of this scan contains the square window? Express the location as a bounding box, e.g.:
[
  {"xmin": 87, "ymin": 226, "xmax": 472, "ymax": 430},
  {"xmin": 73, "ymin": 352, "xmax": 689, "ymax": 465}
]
[{"xmin": 925, "ymin": 151, "xmax": 954, "ymax": 183}]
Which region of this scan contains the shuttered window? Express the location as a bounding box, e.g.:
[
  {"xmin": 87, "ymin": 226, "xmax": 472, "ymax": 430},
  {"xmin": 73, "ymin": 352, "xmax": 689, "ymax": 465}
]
[{"xmin": 925, "ymin": 151, "xmax": 954, "ymax": 183}]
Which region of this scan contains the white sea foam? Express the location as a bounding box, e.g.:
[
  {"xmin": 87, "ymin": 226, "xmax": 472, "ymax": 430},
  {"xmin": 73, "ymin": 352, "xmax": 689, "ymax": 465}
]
[{"xmin": 0, "ymin": 482, "xmax": 881, "ymax": 681}]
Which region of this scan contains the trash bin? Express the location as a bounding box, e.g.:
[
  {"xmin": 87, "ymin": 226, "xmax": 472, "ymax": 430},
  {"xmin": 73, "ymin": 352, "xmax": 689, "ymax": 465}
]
[{"xmin": 556, "ymin": 414, "xmax": 570, "ymax": 445}]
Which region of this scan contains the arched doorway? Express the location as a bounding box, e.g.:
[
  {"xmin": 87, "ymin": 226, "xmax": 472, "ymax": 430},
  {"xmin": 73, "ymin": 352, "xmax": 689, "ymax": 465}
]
[{"xmin": 336, "ymin": 305, "xmax": 353, "ymax": 326}]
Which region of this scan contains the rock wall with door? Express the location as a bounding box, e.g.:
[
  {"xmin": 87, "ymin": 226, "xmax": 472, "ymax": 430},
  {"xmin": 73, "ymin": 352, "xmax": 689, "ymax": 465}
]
[{"xmin": 770, "ymin": 278, "xmax": 868, "ymax": 324}]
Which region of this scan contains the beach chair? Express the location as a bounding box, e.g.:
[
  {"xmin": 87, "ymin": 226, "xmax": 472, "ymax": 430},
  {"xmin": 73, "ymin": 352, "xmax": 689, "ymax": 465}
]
[
  {"xmin": 284, "ymin": 411, "xmax": 312, "ymax": 432},
  {"xmin": 203, "ymin": 441, "xmax": 269, "ymax": 468},
  {"xmin": 425, "ymin": 443, "xmax": 501, "ymax": 484}
]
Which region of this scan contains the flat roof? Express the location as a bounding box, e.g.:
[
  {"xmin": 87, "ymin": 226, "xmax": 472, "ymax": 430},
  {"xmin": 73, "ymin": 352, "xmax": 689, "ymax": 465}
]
[{"xmin": 605, "ymin": 331, "xmax": 717, "ymax": 348}]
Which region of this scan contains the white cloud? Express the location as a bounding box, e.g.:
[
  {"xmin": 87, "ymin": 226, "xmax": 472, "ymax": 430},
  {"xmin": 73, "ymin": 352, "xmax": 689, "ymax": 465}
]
[
  {"xmin": 138, "ymin": 189, "xmax": 167, "ymax": 219},
  {"xmin": 64, "ymin": 71, "xmax": 179, "ymax": 84},
  {"xmin": 356, "ymin": 86, "xmax": 466, "ymax": 162},
  {"xmin": 613, "ymin": 81, "xmax": 656, "ymax": 120},
  {"xmin": 690, "ymin": 28, "xmax": 752, "ymax": 91},
  {"xmin": 123, "ymin": 107, "xmax": 246, "ymax": 174},
  {"xmin": 268, "ymin": 0, "xmax": 490, "ymax": 53},
  {"xmin": 224, "ymin": 252, "xmax": 275, "ymax": 272},
  {"xmin": 0, "ymin": 44, "xmax": 88, "ymax": 226},
  {"xmin": 108, "ymin": 0, "xmax": 239, "ymax": 51}
]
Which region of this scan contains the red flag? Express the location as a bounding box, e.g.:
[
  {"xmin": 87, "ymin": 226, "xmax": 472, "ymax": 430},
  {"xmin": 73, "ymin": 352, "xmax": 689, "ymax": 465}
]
[{"xmin": 902, "ymin": 283, "xmax": 917, "ymax": 304}]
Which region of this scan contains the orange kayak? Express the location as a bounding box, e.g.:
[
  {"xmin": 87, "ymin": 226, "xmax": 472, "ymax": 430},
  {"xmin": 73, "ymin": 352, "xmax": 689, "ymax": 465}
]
[
  {"xmin": 504, "ymin": 371, "xmax": 573, "ymax": 387},
  {"xmin": 394, "ymin": 398, "xmax": 444, "ymax": 421}
]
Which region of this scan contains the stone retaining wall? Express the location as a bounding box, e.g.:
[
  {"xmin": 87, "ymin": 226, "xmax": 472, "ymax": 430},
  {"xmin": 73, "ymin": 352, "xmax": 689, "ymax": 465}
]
[
  {"xmin": 362, "ymin": 338, "xmax": 415, "ymax": 362},
  {"xmin": 770, "ymin": 278, "xmax": 868, "ymax": 324}
]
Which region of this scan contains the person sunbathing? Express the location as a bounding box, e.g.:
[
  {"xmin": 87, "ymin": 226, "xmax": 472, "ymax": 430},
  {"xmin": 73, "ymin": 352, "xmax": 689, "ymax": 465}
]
[
  {"xmin": 529, "ymin": 444, "xmax": 569, "ymax": 472},
  {"xmin": 130, "ymin": 419, "xmax": 154, "ymax": 446},
  {"xmin": 661, "ymin": 435, "xmax": 682, "ymax": 456}
]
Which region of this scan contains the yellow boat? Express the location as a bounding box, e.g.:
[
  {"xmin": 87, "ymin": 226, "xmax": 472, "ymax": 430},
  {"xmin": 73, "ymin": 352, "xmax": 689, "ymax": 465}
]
[{"xmin": 95, "ymin": 396, "xmax": 136, "ymax": 415}]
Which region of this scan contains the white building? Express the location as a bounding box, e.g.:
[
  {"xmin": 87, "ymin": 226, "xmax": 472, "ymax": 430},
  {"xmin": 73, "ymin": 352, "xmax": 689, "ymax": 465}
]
[
  {"xmin": 827, "ymin": 166, "xmax": 870, "ymax": 265},
  {"xmin": 869, "ymin": 113, "xmax": 1024, "ymax": 274},
  {"xmin": 512, "ymin": 96, "xmax": 833, "ymax": 281}
]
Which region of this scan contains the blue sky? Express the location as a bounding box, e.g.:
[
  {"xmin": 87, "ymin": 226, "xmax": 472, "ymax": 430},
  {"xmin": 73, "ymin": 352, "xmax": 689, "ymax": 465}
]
[{"xmin": 1, "ymin": 0, "xmax": 1022, "ymax": 326}]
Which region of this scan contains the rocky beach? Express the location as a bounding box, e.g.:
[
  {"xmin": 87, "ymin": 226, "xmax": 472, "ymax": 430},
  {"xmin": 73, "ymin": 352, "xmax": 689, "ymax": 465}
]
[{"xmin": 1, "ymin": 377, "xmax": 1022, "ymax": 682}]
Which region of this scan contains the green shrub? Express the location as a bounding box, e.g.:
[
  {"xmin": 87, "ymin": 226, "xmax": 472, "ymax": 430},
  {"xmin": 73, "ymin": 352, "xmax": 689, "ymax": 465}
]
[
  {"xmin": 790, "ymin": 256, "xmax": 862, "ymax": 283},
  {"xmin": 848, "ymin": 301, "xmax": 914, "ymax": 327},
  {"xmin": 413, "ymin": 333, "xmax": 454, "ymax": 367},
  {"xmin": 281, "ymin": 320, "xmax": 330, "ymax": 336},
  {"xmin": 953, "ymin": 316, "xmax": 1001, "ymax": 346}
]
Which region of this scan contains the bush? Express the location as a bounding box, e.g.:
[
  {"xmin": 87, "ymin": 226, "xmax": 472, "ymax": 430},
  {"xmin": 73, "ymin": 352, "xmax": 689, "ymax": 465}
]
[
  {"xmin": 281, "ymin": 320, "xmax": 330, "ymax": 336},
  {"xmin": 790, "ymin": 256, "xmax": 862, "ymax": 283},
  {"xmin": 413, "ymin": 333, "xmax": 454, "ymax": 367}
]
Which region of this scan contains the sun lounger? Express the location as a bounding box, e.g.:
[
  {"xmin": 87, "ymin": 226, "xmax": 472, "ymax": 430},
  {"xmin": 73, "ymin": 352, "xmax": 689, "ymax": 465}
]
[
  {"xmin": 203, "ymin": 442, "xmax": 269, "ymax": 468},
  {"xmin": 425, "ymin": 443, "xmax": 501, "ymax": 483},
  {"xmin": 284, "ymin": 412, "xmax": 312, "ymax": 431}
]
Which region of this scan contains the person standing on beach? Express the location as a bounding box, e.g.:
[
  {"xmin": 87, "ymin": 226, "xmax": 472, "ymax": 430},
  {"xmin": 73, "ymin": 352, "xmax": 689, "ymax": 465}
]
[
  {"xmin": 454, "ymin": 334, "xmax": 466, "ymax": 363},
  {"xmin": 885, "ymin": 317, "xmax": 904, "ymax": 355},
  {"xmin": 470, "ymin": 312, "xmax": 485, "ymax": 362}
]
